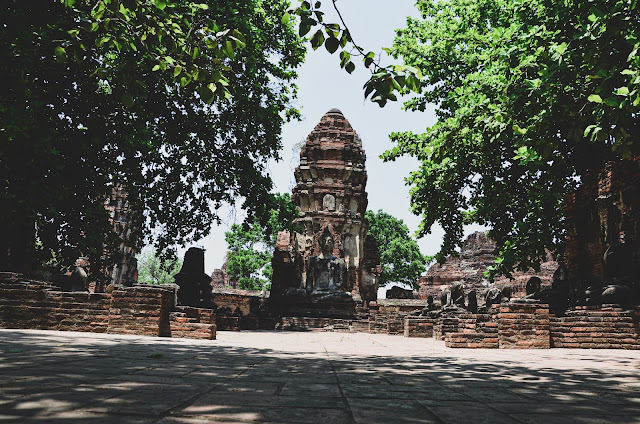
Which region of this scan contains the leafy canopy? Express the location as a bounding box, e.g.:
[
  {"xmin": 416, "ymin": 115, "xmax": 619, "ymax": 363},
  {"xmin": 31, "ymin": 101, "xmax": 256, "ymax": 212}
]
[
  {"xmin": 1, "ymin": 0, "xmax": 304, "ymax": 283},
  {"xmin": 384, "ymin": 0, "xmax": 639, "ymax": 278},
  {"xmin": 365, "ymin": 210, "xmax": 430, "ymax": 289}
]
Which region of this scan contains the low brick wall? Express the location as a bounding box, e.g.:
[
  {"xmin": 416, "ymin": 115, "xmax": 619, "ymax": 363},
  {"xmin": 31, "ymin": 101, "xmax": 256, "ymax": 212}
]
[
  {"xmin": 277, "ymin": 317, "xmax": 355, "ymax": 332},
  {"xmin": 108, "ymin": 287, "xmax": 173, "ymax": 337},
  {"xmin": 498, "ymin": 303, "xmax": 551, "ymax": 349},
  {"xmin": 0, "ymin": 274, "xmax": 211, "ymax": 340},
  {"xmin": 368, "ymin": 312, "xmax": 407, "ymax": 335},
  {"xmin": 170, "ymin": 306, "xmax": 216, "ymax": 340},
  {"xmin": 431, "ymin": 303, "xmax": 639, "ymax": 349},
  {"xmin": 404, "ymin": 317, "xmax": 435, "ymax": 337},
  {"xmin": 445, "ymin": 333, "xmax": 499, "ymax": 348},
  {"xmin": 1, "ymin": 279, "xmax": 112, "ymax": 333},
  {"xmin": 215, "ymin": 315, "xmax": 277, "ymax": 331},
  {"xmin": 377, "ymin": 299, "xmax": 428, "ymax": 315},
  {"xmin": 212, "ymin": 289, "xmax": 262, "ymax": 316},
  {"xmin": 434, "ymin": 317, "xmax": 462, "ymax": 341},
  {"xmin": 443, "ymin": 314, "xmax": 499, "ymax": 348},
  {"xmin": 550, "ymin": 306, "xmax": 640, "ymax": 349}
]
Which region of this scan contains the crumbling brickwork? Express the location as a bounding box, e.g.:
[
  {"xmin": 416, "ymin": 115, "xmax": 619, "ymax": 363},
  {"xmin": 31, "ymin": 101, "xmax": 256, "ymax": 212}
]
[
  {"xmin": 0, "ymin": 272, "xmax": 215, "ymax": 340},
  {"xmin": 426, "ymin": 302, "xmax": 639, "ymax": 349},
  {"xmin": 210, "ymin": 263, "xmax": 238, "ymax": 289},
  {"xmin": 497, "ymin": 303, "xmax": 551, "ymax": 349},
  {"xmin": 404, "ymin": 317, "xmax": 435, "ymax": 338},
  {"xmin": 564, "ymin": 157, "xmax": 640, "ymax": 287},
  {"xmin": 105, "ymin": 185, "xmax": 138, "ymax": 288},
  {"xmin": 170, "ymin": 306, "xmax": 216, "ymax": 340},
  {"xmin": 270, "ymin": 109, "xmax": 380, "ymax": 302},
  {"xmin": 107, "ymin": 287, "xmax": 173, "ymax": 337},
  {"xmin": 550, "ymin": 306, "xmax": 639, "ymax": 349},
  {"xmin": 0, "ymin": 273, "xmax": 111, "ymax": 333},
  {"xmin": 418, "ymin": 232, "xmax": 558, "ymax": 300}
]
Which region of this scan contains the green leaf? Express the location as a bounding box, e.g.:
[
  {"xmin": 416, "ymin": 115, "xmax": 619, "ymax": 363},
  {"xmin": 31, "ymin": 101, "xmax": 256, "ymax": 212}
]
[
  {"xmin": 584, "ymin": 125, "xmax": 599, "ymax": 137},
  {"xmin": 224, "ymin": 40, "xmax": 234, "ymax": 58},
  {"xmin": 325, "ymin": 37, "xmax": 339, "ymax": 54},
  {"xmin": 299, "ymin": 21, "xmax": 312, "ymax": 37},
  {"xmin": 512, "ymin": 124, "xmax": 527, "ymax": 135},
  {"xmin": 152, "ymin": 64, "xmax": 161, "ymax": 72},
  {"xmin": 604, "ymin": 97, "xmax": 619, "ymax": 107},
  {"xmin": 199, "ymin": 85, "xmax": 214, "ymax": 104},
  {"xmin": 54, "ymin": 46, "xmax": 67, "ymax": 63},
  {"xmin": 155, "ymin": 0, "xmax": 167, "ymax": 10},
  {"xmin": 173, "ymin": 66, "xmax": 182, "ymax": 77},
  {"xmin": 310, "ymin": 30, "xmax": 325, "ymax": 49},
  {"xmin": 621, "ymin": 69, "xmax": 636, "ymax": 75},
  {"xmin": 345, "ymin": 61, "xmax": 355, "ymax": 74},
  {"xmin": 615, "ymin": 87, "xmax": 629, "ymax": 96},
  {"xmin": 281, "ymin": 12, "xmax": 290, "ymax": 25},
  {"xmin": 587, "ymin": 94, "xmax": 603, "ymax": 103},
  {"xmin": 122, "ymin": 93, "xmax": 134, "ymax": 108},
  {"xmin": 339, "ymin": 50, "xmax": 350, "ymax": 67}
]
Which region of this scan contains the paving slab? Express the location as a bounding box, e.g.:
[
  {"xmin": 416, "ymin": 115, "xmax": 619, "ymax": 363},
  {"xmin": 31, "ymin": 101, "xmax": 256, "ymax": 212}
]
[{"xmin": 0, "ymin": 329, "xmax": 639, "ymax": 423}]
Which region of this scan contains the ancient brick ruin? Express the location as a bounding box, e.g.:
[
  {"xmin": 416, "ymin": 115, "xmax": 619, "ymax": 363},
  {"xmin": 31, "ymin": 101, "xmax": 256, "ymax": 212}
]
[
  {"xmin": 2, "ymin": 119, "xmax": 638, "ymax": 349},
  {"xmin": 418, "ymin": 231, "xmax": 558, "ymax": 301},
  {"xmin": 565, "ymin": 157, "xmax": 640, "ymax": 293},
  {"xmin": 105, "ymin": 185, "xmax": 138, "ymax": 289},
  {"xmin": 270, "ymin": 109, "xmax": 380, "ymax": 315},
  {"xmin": 210, "ymin": 262, "xmax": 238, "ymax": 289},
  {"xmin": 0, "ymin": 272, "xmax": 215, "ymax": 340}
]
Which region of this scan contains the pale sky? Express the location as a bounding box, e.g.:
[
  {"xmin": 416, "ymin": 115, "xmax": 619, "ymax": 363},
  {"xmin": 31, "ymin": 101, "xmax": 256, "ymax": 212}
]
[{"xmin": 191, "ymin": 1, "xmax": 483, "ymax": 276}]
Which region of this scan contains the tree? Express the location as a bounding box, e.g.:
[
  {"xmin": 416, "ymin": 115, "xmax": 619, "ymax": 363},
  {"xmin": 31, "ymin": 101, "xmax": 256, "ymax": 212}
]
[
  {"xmin": 225, "ymin": 221, "xmax": 272, "ymax": 291},
  {"xmin": 295, "ymin": 0, "xmax": 640, "ymax": 279},
  {"xmin": 365, "ymin": 210, "xmax": 429, "ymax": 289},
  {"xmin": 136, "ymin": 247, "xmax": 182, "ymax": 285},
  {"xmin": 1, "ymin": 0, "xmax": 304, "ymax": 285},
  {"xmin": 225, "ymin": 193, "xmax": 295, "ymax": 290},
  {"xmin": 384, "ymin": 0, "xmax": 639, "ymax": 278}
]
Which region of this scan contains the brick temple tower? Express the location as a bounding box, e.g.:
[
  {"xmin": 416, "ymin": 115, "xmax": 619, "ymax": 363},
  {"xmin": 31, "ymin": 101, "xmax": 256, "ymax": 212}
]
[{"xmin": 271, "ymin": 109, "xmax": 380, "ymax": 305}]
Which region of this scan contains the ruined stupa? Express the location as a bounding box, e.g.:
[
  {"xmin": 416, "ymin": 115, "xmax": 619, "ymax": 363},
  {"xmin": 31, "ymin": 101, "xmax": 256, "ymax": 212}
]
[{"xmin": 270, "ymin": 109, "xmax": 380, "ymax": 315}]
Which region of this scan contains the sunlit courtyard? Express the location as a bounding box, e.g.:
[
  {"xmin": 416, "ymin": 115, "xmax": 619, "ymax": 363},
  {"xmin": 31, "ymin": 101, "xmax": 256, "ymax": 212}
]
[{"xmin": 1, "ymin": 329, "xmax": 638, "ymax": 423}]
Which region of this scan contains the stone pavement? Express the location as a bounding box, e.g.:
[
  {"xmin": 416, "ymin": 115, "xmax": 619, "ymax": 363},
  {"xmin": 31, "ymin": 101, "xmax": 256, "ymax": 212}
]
[{"xmin": 0, "ymin": 329, "xmax": 639, "ymax": 423}]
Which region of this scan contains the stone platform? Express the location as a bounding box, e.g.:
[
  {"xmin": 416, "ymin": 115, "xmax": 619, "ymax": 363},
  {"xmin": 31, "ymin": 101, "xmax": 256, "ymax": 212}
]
[{"xmin": 1, "ymin": 329, "xmax": 639, "ymax": 423}]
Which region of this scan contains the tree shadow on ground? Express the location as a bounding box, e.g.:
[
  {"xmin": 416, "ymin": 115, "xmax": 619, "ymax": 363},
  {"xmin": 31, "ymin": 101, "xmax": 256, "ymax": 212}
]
[{"xmin": 0, "ymin": 330, "xmax": 638, "ymax": 423}]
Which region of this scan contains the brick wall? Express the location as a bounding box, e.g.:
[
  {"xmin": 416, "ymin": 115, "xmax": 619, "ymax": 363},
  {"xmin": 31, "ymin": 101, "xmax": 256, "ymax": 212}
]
[
  {"xmin": 433, "ymin": 303, "xmax": 639, "ymax": 349},
  {"xmin": 212, "ymin": 289, "xmax": 262, "ymax": 316},
  {"xmin": 441, "ymin": 313, "xmax": 499, "ymax": 348},
  {"xmin": 550, "ymin": 306, "xmax": 640, "ymax": 349},
  {"xmin": 564, "ymin": 157, "xmax": 640, "ymax": 285},
  {"xmin": 1, "ymin": 278, "xmax": 111, "ymax": 333},
  {"xmin": 497, "ymin": 303, "xmax": 551, "ymax": 349},
  {"xmin": 170, "ymin": 306, "xmax": 216, "ymax": 340},
  {"xmin": 107, "ymin": 287, "xmax": 173, "ymax": 337},
  {"xmin": 0, "ymin": 274, "xmax": 216, "ymax": 340},
  {"xmin": 404, "ymin": 317, "xmax": 435, "ymax": 337}
]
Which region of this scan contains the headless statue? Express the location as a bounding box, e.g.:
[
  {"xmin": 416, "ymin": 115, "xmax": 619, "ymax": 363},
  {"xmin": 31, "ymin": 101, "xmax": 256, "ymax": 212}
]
[{"xmin": 304, "ymin": 229, "xmax": 347, "ymax": 296}]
